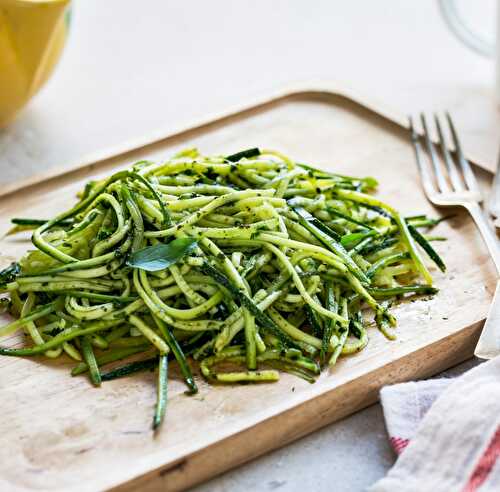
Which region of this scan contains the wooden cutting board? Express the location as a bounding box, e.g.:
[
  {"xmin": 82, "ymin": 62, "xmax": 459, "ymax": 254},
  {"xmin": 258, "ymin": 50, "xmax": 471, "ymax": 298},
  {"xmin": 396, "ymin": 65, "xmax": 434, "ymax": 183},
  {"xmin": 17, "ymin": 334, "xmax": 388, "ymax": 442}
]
[{"xmin": 0, "ymin": 87, "xmax": 496, "ymax": 492}]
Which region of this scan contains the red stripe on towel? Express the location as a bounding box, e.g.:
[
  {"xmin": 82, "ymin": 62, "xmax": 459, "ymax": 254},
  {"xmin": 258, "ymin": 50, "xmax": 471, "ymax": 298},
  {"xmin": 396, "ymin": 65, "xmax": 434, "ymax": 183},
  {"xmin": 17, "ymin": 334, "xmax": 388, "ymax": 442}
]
[
  {"xmin": 389, "ymin": 437, "xmax": 410, "ymax": 455},
  {"xmin": 462, "ymin": 425, "xmax": 500, "ymax": 492}
]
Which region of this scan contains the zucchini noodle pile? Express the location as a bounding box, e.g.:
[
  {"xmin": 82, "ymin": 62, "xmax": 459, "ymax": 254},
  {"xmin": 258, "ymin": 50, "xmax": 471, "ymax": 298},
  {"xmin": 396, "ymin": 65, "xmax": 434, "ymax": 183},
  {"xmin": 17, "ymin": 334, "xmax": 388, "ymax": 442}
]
[{"xmin": 0, "ymin": 147, "xmax": 445, "ymax": 430}]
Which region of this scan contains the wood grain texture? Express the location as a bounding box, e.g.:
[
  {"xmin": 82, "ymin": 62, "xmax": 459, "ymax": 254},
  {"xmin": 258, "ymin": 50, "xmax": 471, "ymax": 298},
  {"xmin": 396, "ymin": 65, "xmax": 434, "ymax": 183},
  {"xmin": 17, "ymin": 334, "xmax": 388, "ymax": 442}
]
[
  {"xmin": 0, "ymin": 91, "xmax": 496, "ymax": 492},
  {"xmin": 0, "ymin": 83, "xmax": 494, "ymax": 201}
]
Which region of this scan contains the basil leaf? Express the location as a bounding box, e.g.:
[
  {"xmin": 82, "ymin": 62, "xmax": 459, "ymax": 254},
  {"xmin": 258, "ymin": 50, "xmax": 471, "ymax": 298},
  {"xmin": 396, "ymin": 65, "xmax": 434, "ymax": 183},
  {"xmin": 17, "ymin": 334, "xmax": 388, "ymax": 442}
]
[{"xmin": 126, "ymin": 238, "xmax": 198, "ymax": 271}]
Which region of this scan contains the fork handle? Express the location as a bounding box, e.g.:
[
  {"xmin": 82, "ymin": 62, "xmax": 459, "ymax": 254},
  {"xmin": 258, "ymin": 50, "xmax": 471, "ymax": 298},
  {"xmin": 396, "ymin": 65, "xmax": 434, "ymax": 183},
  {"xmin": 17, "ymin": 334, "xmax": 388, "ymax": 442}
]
[{"xmin": 464, "ymin": 202, "xmax": 500, "ymax": 275}]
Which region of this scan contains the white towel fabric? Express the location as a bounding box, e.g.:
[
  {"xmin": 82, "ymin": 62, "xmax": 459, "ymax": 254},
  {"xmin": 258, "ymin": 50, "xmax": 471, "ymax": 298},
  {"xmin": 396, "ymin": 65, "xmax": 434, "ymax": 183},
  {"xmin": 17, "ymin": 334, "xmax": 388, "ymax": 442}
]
[{"xmin": 370, "ymin": 357, "xmax": 500, "ymax": 492}]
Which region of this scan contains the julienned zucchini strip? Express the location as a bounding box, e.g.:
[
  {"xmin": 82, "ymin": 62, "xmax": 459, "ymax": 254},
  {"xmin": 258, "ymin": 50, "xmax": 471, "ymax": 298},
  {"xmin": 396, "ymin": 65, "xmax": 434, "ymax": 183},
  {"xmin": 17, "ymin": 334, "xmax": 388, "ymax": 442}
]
[
  {"xmin": 407, "ymin": 224, "xmax": 446, "ymax": 272},
  {"xmin": 0, "ymin": 147, "xmax": 446, "ymax": 432},
  {"xmin": 153, "ymin": 354, "xmax": 168, "ymax": 430}
]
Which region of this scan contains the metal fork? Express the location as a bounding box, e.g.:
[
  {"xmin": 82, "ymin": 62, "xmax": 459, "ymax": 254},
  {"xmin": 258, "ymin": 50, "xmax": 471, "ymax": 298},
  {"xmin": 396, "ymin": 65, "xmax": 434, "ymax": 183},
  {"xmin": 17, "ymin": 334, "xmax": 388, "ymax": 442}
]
[{"xmin": 410, "ymin": 113, "xmax": 500, "ymax": 359}]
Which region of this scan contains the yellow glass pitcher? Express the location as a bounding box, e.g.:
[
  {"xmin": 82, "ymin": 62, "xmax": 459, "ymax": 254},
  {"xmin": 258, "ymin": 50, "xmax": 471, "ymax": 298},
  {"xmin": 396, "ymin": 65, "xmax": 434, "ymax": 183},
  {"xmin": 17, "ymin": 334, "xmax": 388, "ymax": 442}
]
[{"xmin": 0, "ymin": 0, "xmax": 70, "ymax": 127}]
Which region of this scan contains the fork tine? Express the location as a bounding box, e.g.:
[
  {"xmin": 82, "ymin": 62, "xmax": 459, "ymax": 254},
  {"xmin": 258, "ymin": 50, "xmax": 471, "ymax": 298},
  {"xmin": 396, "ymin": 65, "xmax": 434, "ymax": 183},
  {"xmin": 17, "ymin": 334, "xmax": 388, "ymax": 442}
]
[
  {"xmin": 434, "ymin": 114, "xmax": 464, "ymax": 192},
  {"xmin": 420, "ymin": 113, "xmax": 450, "ymax": 193},
  {"xmin": 445, "ymin": 112, "xmax": 480, "ymax": 193},
  {"xmin": 409, "ymin": 116, "xmax": 436, "ymax": 198}
]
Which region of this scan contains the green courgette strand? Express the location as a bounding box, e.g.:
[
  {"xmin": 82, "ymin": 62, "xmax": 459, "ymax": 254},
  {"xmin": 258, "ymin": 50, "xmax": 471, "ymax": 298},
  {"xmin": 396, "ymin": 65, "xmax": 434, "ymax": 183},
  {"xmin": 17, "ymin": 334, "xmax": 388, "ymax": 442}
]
[
  {"xmin": 11, "ymin": 218, "xmax": 73, "ymax": 227},
  {"xmin": 226, "ymin": 148, "xmax": 261, "ymax": 162},
  {"xmin": 0, "ymin": 320, "xmax": 123, "ymax": 356},
  {"xmin": 260, "ymin": 349, "xmax": 320, "ymax": 374},
  {"xmin": 169, "ymin": 265, "xmax": 205, "ymax": 305},
  {"xmin": 67, "ymin": 209, "xmax": 103, "ymax": 238},
  {"xmin": 153, "ymin": 316, "xmax": 198, "ymax": 395},
  {"xmin": 100, "ymin": 357, "xmax": 158, "ymax": 381},
  {"xmin": 407, "ymin": 224, "xmax": 446, "ymax": 272},
  {"xmin": 0, "ymin": 262, "xmax": 20, "ymax": 286},
  {"xmin": 368, "ymin": 285, "xmax": 438, "ymax": 297},
  {"xmin": 35, "ymin": 246, "xmax": 130, "ymax": 278},
  {"xmin": 327, "ymin": 207, "xmax": 375, "ymax": 230},
  {"xmin": 200, "ymin": 351, "xmax": 279, "ymax": 384},
  {"xmin": 375, "ymin": 301, "xmax": 397, "ymax": 340},
  {"xmin": 59, "ymin": 291, "xmax": 137, "ymax": 303},
  {"xmin": 71, "ymin": 345, "xmax": 150, "ymax": 376},
  {"xmin": 127, "ymin": 171, "xmax": 172, "ymax": 227},
  {"xmin": 14, "ymin": 280, "xmax": 120, "ymax": 294},
  {"xmin": 328, "ymin": 296, "xmax": 349, "ymax": 366},
  {"xmin": 121, "ymin": 185, "xmax": 145, "ymax": 253},
  {"xmin": 267, "ymin": 307, "xmax": 324, "ymax": 349},
  {"xmin": 80, "ymin": 335, "xmax": 102, "ymax": 386},
  {"xmin": 87, "ymin": 194, "xmax": 128, "ymax": 256},
  {"xmin": 264, "ymin": 361, "xmax": 316, "ymax": 383},
  {"xmin": 65, "ymin": 295, "xmax": 115, "ymax": 321},
  {"xmin": 320, "ymin": 282, "xmax": 339, "ymax": 365},
  {"xmin": 343, "ymin": 331, "xmax": 368, "ymax": 354},
  {"xmin": 304, "ymin": 304, "xmax": 323, "ymax": 338},
  {"xmin": 0, "ymin": 299, "xmax": 62, "ymax": 337},
  {"xmin": 21, "ymin": 293, "xmax": 61, "ymax": 358},
  {"xmin": 153, "ymin": 354, "xmax": 168, "ymax": 430},
  {"xmin": 128, "ymin": 315, "xmax": 170, "ymax": 354},
  {"xmin": 366, "ymin": 252, "xmax": 411, "ymax": 279}
]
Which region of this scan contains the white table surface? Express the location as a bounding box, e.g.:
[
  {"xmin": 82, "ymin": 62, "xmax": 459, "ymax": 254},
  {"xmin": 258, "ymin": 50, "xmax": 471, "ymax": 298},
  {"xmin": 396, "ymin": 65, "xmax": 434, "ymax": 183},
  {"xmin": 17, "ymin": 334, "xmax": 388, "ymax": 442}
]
[{"xmin": 0, "ymin": 1, "xmax": 497, "ymax": 490}]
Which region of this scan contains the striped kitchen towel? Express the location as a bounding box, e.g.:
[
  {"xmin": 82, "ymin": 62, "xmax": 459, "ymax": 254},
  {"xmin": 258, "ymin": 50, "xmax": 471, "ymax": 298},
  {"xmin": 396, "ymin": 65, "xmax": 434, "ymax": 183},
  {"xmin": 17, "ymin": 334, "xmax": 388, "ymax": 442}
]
[{"xmin": 369, "ymin": 356, "xmax": 500, "ymax": 492}]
